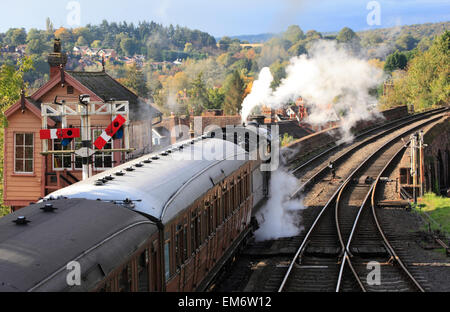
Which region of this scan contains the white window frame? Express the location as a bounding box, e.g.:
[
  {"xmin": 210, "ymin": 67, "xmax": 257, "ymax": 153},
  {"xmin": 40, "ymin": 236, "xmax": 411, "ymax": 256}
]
[
  {"xmin": 92, "ymin": 129, "xmax": 114, "ymax": 171},
  {"xmin": 52, "ymin": 139, "xmax": 73, "ymax": 171},
  {"xmin": 74, "ymin": 137, "xmax": 83, "ymax": 170},
  {"xmin": 14, "ymin": 133, "xmax": 34, "ymax": 174}
]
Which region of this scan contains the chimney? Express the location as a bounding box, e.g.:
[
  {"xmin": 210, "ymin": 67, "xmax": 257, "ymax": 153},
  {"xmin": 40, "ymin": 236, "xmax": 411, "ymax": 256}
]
[{"xmin": 48, "ymin": 39, "xmax": 67, "ymax": 79}]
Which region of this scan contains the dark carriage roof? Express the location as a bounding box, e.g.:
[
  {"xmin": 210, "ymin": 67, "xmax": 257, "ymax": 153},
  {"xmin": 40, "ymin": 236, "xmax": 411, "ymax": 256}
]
[
  {"xmin": 0, "ymin": 199, "xmax": 156, "ymax": 292},
  {"xmin": 66, "ymin": 71, "xmax": 162, "ymax": 121}
]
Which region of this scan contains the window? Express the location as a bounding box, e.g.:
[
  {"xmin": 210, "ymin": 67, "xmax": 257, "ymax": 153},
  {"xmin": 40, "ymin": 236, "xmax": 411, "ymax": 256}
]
[
  {"xmin": 93, "ymin": 129, "xmax": 113, "ymax": 170},
  {"xmin": 153, "ymin": 137, "xmax": 160, "ymax": 146},
  {"xmin": 175, "ymin": 224, "xmax": 183, "ymax": 268},
  {"xmin": 53, "ymin": 139, "xmax": 72, "ymax": 170},
  {"xmin": 14, "ymin": 133, "xmax": 34, "ymax": 173},
  {"xmin": 118, "ymin": 263, "xmax": 132, "ymax": 292},
  {"xmin": 74, "ymin": 137, "xmax": 83, "ymax": 169},
  {"xmin": 67, "ymin": 86, "xmax": 74, "ymax": 94},
  {"xmin": 164, "ymin": 231, "xmax": 171, "ymax": 281},
  {"xmin": 191, "ymin": 209, "xmax": 201, "ymax": 252},
  {"xmin": 138, "ymin": 249, "xmax": 150, "ymax": 292}
]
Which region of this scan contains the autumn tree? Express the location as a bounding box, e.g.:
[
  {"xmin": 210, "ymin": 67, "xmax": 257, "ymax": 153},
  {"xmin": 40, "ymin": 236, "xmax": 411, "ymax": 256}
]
[
  {"xmin": 381, "ymin": 31, "xmax": 449, "ymax": 111},
  {"xmin": 188, "ymin": 73, "xmax": 210, "ymax": 114},
  {"xmin": 283, "ymin": 25, "xmax": 305, "ymax": 45},
  {"xmin": 384, "ymin": 50, "xmax": 408, "ymax": 73},
  {"xmin": 121, "ymin": 63, "xmax": 149, "ymax": 98},
  {"xmin": 223, "ymin": 70, "xmax": 245, "ymax": 115}
]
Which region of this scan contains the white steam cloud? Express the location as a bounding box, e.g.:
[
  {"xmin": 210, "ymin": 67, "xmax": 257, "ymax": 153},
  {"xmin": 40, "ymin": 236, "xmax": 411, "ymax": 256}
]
[
  {"xmin": 255, "ymin": 170, "xmax": 305, "ymax": 241},
  {"xmin": 242, "ymin": 40, "xmax": 384, "ymax": 142}
]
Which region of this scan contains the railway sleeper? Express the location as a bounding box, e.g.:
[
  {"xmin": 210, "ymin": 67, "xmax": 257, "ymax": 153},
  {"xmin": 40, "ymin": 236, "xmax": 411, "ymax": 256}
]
[
  {"xmin": 350, "ymin": 246, "xmax": 389, "ymax": 258},
  {"xmin": 304, "ymin": 246, "xmax": 341, "ymax": 257}
]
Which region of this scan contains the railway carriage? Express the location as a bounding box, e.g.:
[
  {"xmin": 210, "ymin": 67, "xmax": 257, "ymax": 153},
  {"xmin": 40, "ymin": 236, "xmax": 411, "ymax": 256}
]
[{"xmin": 0, "ymin": 126, "xmax": 272, "ymax": 292}]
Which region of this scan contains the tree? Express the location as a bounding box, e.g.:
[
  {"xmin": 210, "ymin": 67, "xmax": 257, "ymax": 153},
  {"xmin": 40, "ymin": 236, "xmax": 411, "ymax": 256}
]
[
  {"xmin": 207, "ymin": 88, "xmax": 225, "ymax": 109},
  {"xmin": 283, "ymin": 25, "xmax": 304, "ymax": 44},
  {"xmin": 288, "ymin": 42, "xmax": 307, "ymax": 56},
  {"xmin": 381, "ymin": 31, "xmax": 449, "ymax": 111},
  {"xmin": 305, "ymin": 30, "xmax": 323, "ymax": 40},
  {"xmin": 26, "ymin": 39, "xmax": 46, "ymax": 55},
  {"xmin": 0, "ymin": 56, "xmax": 34, "ymax": 115},
  {"xmin": 76, "ymin": 36, "xmax": 88, "ymax": 46},
  {"xmin": 270, "ymin": 61, "xmax": 286, "ymax": 90},
  {"xmin": 188, "ymin": 73, "xmax": 210, "ymax": 114},
  {"xmin": 46, "ymin": 17, "xmax": 54, "ymax": 33},
  {"xmin": 120, "ymin": 38, "xmax": 138, "ymax": 56},
  {"xmin": 336, "ymin": 27, "xmax": 361, "ymax": 52},
  {"xmin": 219, "ymin": 36, "xmax": 233, "ymax": 51},
  {"xmin": 121, "ymin": 63, "xmax": 149, "ymax": 98},
  {"xmin": 337, "ymin": 27, "xmax": 358, "ymax": 43},
  {"xmin": 5, "ymin": 28, "xmax": 27, "ymax": 45},
  {"xmin": 223, "ymin": 70, "xmax": 245, "ymax": 115},
  {"xmin": 91, "ymin": 40, "xmax": 102, "ymax": 48},
  {"xmin": 184, "ymin": 42, "xmax": 193, "ymax": 53},
  {"xmin": 384, "ymin": 50, "xmax": 408, "ymax": 73},
  {"xmin": 395, "ymin": 34, "xmax": 419, "ymax": 51}
]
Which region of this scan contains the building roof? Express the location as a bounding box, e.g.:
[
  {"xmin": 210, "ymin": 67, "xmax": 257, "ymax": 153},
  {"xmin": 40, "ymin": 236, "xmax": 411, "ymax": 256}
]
[
  {"xmin": 277, "ymin": 120, "xmax": 314, "ymax": 139},
  {"xmin": 66, "ymin": 71, "xmax": 162, "ymax": 121}
]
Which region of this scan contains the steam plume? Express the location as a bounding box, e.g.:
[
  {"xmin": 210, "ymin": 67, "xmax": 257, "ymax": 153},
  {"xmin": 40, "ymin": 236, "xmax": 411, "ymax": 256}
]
[
  {"xmin": 255, "ymin": 170, "xmax": 305, "ymax": 241},
  {"xmin": 242, "ymin": 40, "xmax": 384, "ymax": 142}
]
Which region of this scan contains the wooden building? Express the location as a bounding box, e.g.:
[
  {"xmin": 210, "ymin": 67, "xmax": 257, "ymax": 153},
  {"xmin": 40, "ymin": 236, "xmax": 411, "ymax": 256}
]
[{"xmin": 3, "ymin": 40, "xmax": 161, "ymax": 211}]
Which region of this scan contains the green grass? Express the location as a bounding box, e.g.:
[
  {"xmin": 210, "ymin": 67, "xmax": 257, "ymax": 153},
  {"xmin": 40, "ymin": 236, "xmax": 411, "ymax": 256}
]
[{"xmin": 416, "ymin": 193, "xmax": 450, "ymax": 233}]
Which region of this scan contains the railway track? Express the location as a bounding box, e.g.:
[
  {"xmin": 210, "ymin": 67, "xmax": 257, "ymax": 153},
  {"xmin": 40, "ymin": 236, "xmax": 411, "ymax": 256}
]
[
  {"xmin": 289, "ymin": 107, "xmax": 448, "ymax": 197},
  {"xmin": 212, "ymin": 108, "xmax": 448, "ymax": 292},
  {"xmin": 278, "ymin": 113, "xmax": 446, "ymax": 292}
]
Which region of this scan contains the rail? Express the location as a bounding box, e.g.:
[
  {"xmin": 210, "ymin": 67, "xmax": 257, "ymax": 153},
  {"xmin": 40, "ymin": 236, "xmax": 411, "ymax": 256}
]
[{"xmin": 278, "ymin": 110, "xmax": 446, "ymax": 292}]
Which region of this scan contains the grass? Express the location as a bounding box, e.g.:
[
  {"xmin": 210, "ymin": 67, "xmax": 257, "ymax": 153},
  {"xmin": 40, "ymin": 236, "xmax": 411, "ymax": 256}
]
[{"xmin": 416, "ymin": 193, "xmax": 450, "ymax": 234}]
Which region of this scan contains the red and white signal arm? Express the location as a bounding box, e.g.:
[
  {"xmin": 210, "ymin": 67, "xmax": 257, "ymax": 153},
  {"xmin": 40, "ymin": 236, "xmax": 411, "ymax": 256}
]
[
  {"xmin": 40, "ymin": 128, "xmax": 81, "ymax": 140},
  {"xmin": 94, "ymin": 114, "xmax": 126, "ymax": 150}
]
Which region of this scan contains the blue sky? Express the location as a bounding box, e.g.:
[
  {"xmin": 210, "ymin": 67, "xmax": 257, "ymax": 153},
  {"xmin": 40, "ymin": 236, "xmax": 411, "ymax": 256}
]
[{"xmin": 0, "ymin": 0, "xmax": 448, "ymax": 36}]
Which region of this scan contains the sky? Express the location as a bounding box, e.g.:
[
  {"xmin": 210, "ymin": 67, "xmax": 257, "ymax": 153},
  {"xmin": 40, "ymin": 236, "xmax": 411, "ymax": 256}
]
[{"xmin": 0, "ymin": 0, "xmax": 448, "ymax": 36}]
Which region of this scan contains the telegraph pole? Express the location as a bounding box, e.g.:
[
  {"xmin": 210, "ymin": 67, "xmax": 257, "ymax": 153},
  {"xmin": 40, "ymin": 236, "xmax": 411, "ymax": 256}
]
[
  {"xmin": 418, "ymin": 130, "xmax": 426, "ymax": 197},
  {"xmin": 79, "ymin": 95, "xmax": 91, "ymax": 180},
  {"xmin": 410, "ymin": 133, "xmax": 417, "ymax": 204}
]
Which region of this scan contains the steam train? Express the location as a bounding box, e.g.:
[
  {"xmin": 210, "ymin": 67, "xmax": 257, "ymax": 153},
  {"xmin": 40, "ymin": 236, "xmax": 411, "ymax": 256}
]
[{"xmin": 0, "ymin": 124, "xmax": 272, "ymax": 292}]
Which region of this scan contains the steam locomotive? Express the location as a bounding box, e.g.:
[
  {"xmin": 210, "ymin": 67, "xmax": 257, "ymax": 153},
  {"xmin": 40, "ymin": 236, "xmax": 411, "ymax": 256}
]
[{"xmin": 0, "ymin": 124, "xmax": 273, "ymax": 292}]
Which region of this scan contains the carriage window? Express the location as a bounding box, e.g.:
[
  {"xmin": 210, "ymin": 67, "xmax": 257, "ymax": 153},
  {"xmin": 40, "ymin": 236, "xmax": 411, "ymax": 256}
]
[
  {"xmin": 118, "ymin": 263, "xmax": 132, "ymax": 292},
  {"xmin": 223, "ymin": 190, "xmax": 229, "ymax": 220},
  {"xmin": 204, "ymin": 203, "xmax": 210, "ymax": 238},
  {"xmin": 215, "ymin": 197, "xmax": 221, "ymax": 226},
  {"xmin": 183, "ymin": 221, "xmax": 188, "ymax": 261},
  {"xmin": 230, "ymin": 182, "xmax": 236, "ymax": 212},
  {"xmin": 138, "ymin": 249, "xmax": 149, "ymax": 292},
  {"xmin": 175, "ymin": 224, "xmax": 183, "ymax": 267},
  {"xmin": 237, "ymin": 178, "xmax": 242, "ymax": 206},
  {"xmin": 150, "ymin": 245, "xmax": 158, "ymax": 291},
  {"xmin": 196, "ymin": 209, "xmax": 202, "ymax": 246},
  {"xmin": 98, "ymin": 279, "xmax": 113, "ymax": 292},
  {"xmin": 164, "ymin": 240, "xmax": 171, "ymax": 281},
  {"xmin": 191, "ymin": 211, "xmax": 198, "ymax": 253},
  {"xmin": 209, "ymin": 202, "xmax": 214, "ymax": 234}
]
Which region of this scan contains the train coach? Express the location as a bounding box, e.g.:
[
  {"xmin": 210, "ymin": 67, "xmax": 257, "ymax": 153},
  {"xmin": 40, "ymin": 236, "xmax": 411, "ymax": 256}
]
[{"xmin": 0, "ymin": 125, "xmax": 272, "ymax": 292}]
